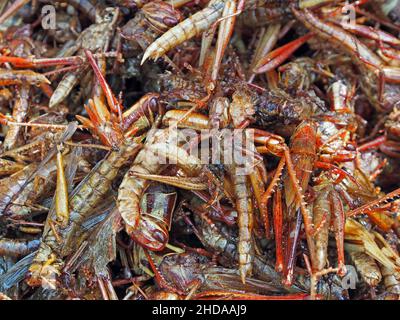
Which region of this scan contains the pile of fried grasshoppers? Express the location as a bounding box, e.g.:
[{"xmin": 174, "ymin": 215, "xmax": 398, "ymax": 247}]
[{"xmin": 0, "ymin": 0, "xmax": 400, "ymax": 300}]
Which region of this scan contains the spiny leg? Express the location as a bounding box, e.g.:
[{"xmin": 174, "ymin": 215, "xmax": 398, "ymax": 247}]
[
  {"xmin": 283, "ymin": 208, "xmax": 302, "ymax": 286},
  {"xmin": 283, "ymin": 147, "xmax": 314, "ymax": 236},
  {"xmin": 260, "ymin": 156, "xmax": 285, "ymax": 239}
]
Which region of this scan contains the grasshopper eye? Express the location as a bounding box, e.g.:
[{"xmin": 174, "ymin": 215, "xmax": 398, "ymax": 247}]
[
  {"xmin": 163, "ymin": 17, "xmax": 179, "ymax": 28},
  {"xmin": 149, "ymin": 96, "xmax": 158, "ymax": 108}
]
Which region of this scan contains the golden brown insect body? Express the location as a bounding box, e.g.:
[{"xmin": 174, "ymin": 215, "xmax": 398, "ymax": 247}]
[
  {"xmin": 27, "ymin": 136, "xmax": 141, "ymax": 286},
  {"xmin": 118, "ymin": 128, "xmax": 202, "ymax": 250}
]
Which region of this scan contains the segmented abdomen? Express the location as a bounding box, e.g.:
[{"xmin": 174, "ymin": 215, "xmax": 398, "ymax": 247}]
[
  {"xmin": 142, "ymin": 1, "xmax": 225, "ymax": 62},
  {"xmin": 231, "ymin": 169, "xmax": 254, "ymax": 283}
]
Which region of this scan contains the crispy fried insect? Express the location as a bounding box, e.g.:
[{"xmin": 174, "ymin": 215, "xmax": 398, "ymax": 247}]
[
  {"xmin": 48, "ymin": 7, "xmax": 120, "ymax": 108},
  {"xmin": 1, "ymin": 0, "xmax": 400, "ymax": 301},
  {"xmin": 121, "ymin": 0, "xmax": 183, "ymax": 53},
  {"xmin": 292, "ymin": 8, "xmax": 400, "ymax": 112},
  {"xmin": 118, "ymin": 128, "xmax": 202, "ymax": 250},
  {"xmin": 348, "ymin": 251, "xmax": 382, "ymax": 287},
  {"xmin": 27, "ymin": 136, "xmax": 141, "ymax": 287}
]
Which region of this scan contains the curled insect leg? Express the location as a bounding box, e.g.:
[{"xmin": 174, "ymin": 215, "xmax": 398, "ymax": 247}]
[
  {"xmin": 77, "ymin": 97, "xmax": 124, "ymax": 147},
  {"xmin": 144, "ymin": 250, "xmax": 186, "ymax": 295},
  {"xmin": 127, "ymin": 215, "xmax": 170, "ymax": 251}
]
